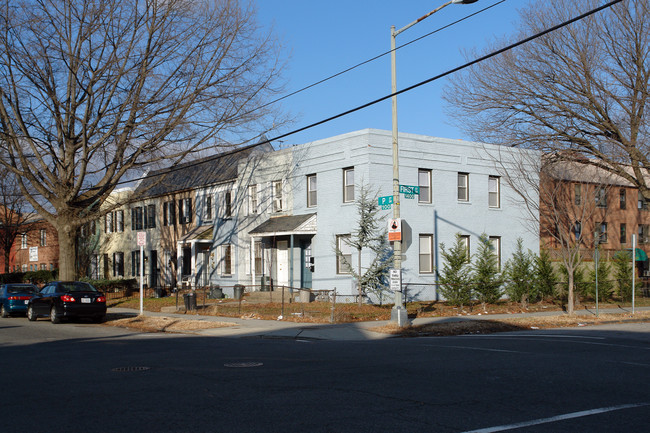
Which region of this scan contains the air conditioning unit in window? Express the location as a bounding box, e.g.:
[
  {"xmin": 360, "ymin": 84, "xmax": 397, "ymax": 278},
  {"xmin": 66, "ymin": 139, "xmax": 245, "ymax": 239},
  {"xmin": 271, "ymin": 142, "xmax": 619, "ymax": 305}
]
[{"xmin": 643, "ymin": 270, "xmax": 650, "ymax": 277}]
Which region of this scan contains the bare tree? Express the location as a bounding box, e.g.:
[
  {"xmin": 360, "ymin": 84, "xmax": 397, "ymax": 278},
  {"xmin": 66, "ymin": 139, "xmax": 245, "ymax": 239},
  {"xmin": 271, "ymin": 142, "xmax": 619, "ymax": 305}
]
[
  {"xmin": 445, "ymin": 0, "xmax": 650, "ymax": 197},
  {"xmin": 494, "ymin": 149, "xmax": 614, "ymax": 315},
  {"xmin": 0, "ymin": 167, "xmax": 34, "ymax": 273},
  {"xmin": 0, "ymin": 0, "xmax": 286, "ymax": 279}
]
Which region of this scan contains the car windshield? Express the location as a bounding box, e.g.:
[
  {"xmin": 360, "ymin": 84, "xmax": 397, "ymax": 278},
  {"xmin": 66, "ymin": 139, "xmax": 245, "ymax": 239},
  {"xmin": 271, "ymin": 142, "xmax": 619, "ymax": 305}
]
[
  {"xmin": 7, "ymin": 284, "xmax": 38, "ymax": 294},
  {"xmin": 61, "ymin": 282, "xmax": 98, "ymax": 293}
]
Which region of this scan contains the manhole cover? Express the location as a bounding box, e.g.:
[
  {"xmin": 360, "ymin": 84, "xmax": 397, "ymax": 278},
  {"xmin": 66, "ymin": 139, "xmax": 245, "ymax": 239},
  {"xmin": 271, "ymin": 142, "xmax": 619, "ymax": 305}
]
[
  {"xmin": 111, "ymin": 366, "xmax": 151, "ymax": 372},
  {"xmin": 224, "ymin": 361, "xmax": 263, "ymax": 368}
]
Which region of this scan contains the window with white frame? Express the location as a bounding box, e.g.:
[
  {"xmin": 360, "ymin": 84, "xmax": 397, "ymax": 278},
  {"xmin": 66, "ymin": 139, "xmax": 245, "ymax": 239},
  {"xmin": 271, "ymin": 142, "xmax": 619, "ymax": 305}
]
[
  {"xmin": 145, "ymin": 204, "xmax": 156, "ymax": 229},
  {"xmin": 419, "ymin": 234, "xmax": 433, "ymax": 273},
  {"xmin": 254, "ymin": 241, "xmax": 263, "ymax": 276},
  {"xmin": 21, "ymin": 233, "xmax": 27, "ymax": 249},
  {"xmin": 459, "ymin": 235, "xmax": 470, "ymax": 261},
  {"xmin": 272, "ymin": 181, "xmax": 284, "ymax": 212},
  {"xmin": 489, "ymin": 236, "xmax": 501, "ymax": 268},
  {"xmin": 248, "ymin": 185, "xmax": 258, "ymax": 215},
  {"xmin": 105, "ymin": 212, "xmax": 113, "ymax": 233},
  {"xmin": 458, "ymin": 173, "xmax": 469, "ymax": 202},
  {"xmin": 418, "ymin": 169, "xmax": 432, "ymax": 204},
  {"xmin": 336, "ymin": 234, "xmax": 352, "ymax": 274},
  {"xmin": 488, "ymin": 176, "xmax": 500, "ymax": 208},
  {"xmin": 343, "ymin": 167, "xmax": 354, "ymax": 203},
  {"xmin": 224, "ymin": 191, "xmax": 232, "ymax": 218},
  {"xmin": 221, "ymin": 244, "xmax": 233, "ymax": 275},
  {"xmin": 115, "ymin": 210, "xmax": 124, "ymax": 232},
  {"xmin": 639, "ymin": 224, "xmax": 650, "ymax": 244},
  {"xmin": 307, "ymin": 174, "xmax": 317, "ymax": 207},
  {"xmin": 40, "ymin": 229, "xmax": 46, "ymax": 246},
  {"xmin": 205, "ymin": 195, "xmax": 213, "ymax": 221}
]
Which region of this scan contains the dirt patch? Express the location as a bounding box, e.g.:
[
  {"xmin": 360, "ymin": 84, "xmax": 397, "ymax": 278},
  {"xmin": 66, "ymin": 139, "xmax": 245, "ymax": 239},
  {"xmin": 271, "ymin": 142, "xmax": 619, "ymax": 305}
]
[
  {"xmin": 371, "ymin": 311, "xmax": 650, "ymax": 337},
  {"xmin": 104, "ymin": 315, "xmax": 236, "ymax": 333}
]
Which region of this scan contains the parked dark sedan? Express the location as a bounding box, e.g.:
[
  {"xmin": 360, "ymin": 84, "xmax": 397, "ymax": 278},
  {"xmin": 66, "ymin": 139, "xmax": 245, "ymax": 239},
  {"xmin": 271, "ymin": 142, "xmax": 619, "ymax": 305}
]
[
  {"xmin": 27, "ymin": 281, "xmax": 106, "ymax": 324},
  {"xmin": 0, "ymin": 283, "xmax": 39, "ymax": 317}
]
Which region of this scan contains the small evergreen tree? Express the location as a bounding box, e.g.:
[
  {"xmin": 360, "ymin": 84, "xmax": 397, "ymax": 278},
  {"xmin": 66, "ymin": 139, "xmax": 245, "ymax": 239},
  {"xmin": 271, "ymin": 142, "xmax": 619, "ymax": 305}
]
[
  {"xmin": 472, "ymin": 234, "xmax": 503, "ymax": 309},
  {"xmin": 613, "ymin": 251, "xmax": 633, "ymax": 302},
  {"xmin": 438, "ymin": 233, "xmax": 473, "ymax": 308},
  {"xmin": 503, "ymin": 238, "xmax": 536, "ymax": 308},
  {"xmin": 534, "ymin": 249, "xmax": 558, "ymax": 300}
]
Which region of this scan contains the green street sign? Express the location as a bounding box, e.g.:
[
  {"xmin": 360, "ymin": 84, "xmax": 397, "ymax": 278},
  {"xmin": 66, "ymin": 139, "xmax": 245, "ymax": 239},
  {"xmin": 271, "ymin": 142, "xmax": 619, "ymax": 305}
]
[
  {"xmin": 399, "ymin": 185, "xmax": 419, "ymax": 195},
  {"xmin": 378, "ymin": 195, "xmax": 393, "ymax": 209}
]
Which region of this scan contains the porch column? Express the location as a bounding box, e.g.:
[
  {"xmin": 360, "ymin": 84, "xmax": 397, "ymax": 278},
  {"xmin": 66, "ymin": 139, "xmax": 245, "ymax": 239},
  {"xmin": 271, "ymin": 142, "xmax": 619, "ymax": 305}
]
[
  {"xmin": 289, "ymin": 234, "xmax": 294, "ymax": 293},
  {"xmin": 251, "ymin": 236, "xmax": 256, "ymax": 288},
  {"xmin": 176, "ymin": 243, "xmax": 183, "ymax": 290},
  {"xmin": 191, "ymin": 241, "xmax": 197, "ymax": 289}
]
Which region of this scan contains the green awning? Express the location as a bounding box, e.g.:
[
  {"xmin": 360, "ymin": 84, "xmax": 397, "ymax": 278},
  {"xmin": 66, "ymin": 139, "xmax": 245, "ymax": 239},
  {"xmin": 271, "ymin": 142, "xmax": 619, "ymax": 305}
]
[{"xmin": 636, "ymin": 248, "xmax": 648, "ymax": 261}]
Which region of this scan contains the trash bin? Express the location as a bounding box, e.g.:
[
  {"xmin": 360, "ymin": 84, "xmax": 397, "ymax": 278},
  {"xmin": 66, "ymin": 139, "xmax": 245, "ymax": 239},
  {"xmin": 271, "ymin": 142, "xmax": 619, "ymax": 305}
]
[
  {"xmin": 233, "ymin": 284, "xmax": 245, "ymax": 300},
  {"xmin": 260, "ymin": 276, "xmax": 271, "ymax": 292},
  {"xmin": 299, "ymin": 289, "xmax": 312, "ymax": 303},
  {"xmin": 183, "ymin": 292, "xmax": 196, "ymax": 311},
  {"xmin": 209, "ymin": 286, "xmax": 223, "ymax": 299}
]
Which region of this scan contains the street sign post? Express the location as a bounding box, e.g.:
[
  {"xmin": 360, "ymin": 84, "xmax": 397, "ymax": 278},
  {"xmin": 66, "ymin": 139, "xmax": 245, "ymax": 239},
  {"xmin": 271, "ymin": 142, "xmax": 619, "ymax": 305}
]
[{"xmin": 137, "ymin": 232, "xmax": 146, "ymax": 316}]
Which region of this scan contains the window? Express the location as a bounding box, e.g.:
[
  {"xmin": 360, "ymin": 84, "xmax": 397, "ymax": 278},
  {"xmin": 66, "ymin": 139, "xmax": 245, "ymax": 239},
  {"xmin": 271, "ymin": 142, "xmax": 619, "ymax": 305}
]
[
  {"xmin": 418, "ymin": 169, "xmax": 432, "ymax": 204},
  {"xmin": 638, "ymin": 191, "xmax": 649, "ymax": 210},
  {"xmin": 145, "ymin": 204, "xmax": 156, "ymax": 229},
  {"xmin": 178, "ymin": 198, "xmax": 192, "ymax": 224},
  {"xmin": 489, "ymin": 236, "xmax": 501, "ymax": 268},
  {"xmin": 272, "ymin": 181, "xmax": 284, "ymax": 212},
  {"xmin": 595, "ymin": 186, "xmax": 607, "ymax": 208},
  {"xmin": 639, "ymin": 225, "xmax": 650, "ymax": 244},
  {"xmin": 574, "ymin": 184, "xmax": 582, "ymax": 205},
  {"xmin": 620, "ymin": 188, "xmax": 626, "ymax": 209},
  {"xmin": 574, "ymin": 221, "xmax": 582, "ymax": 240},
  {"xmin": 307, "ymin": 174, "xmax": 317, "ymax": 207},
  {"xmin": 163, "ymin": 201, "xmax": 176, "ymax": 226},
  {"xmin": 40, "ymin": 229, "xmax": 46, "ymax": 246},
  {"xmin": 248, "ymin": 185, "xmax": 258, "ymax": 214},
  {"xmin": 131, "ymin": 251, "xmax": 141, "ymax": 276},
  {"xmin": 113, "ymin": 252, "xmax": 124, "ymax": 277},
  {"xmin": 459, "ymin": 235, "xmax": 470, "ymax": 261},
  {"xmin": 40, "ymin": 263, "xmax": 47, "ymax": 271},
  {"xmin": 343, "ymin": 167, "xmax": 354, "ymax": 203},
  {"xmin": 597, "ymin": 222, "xmax": 608, "ymax": 243},
  {"xmin": 620, "ymin": 223, "xmax": 627, "ymax": 244},
  {"xmin": 205, "ymin": 195, "xmax": 213, "ymax": 221},
  {"xmin": 21, "ymin": 233, "xmax": 27, "ymax": 249},
  {"xmin": 105, "ymin": 212, "xmax": 114, "ymax": 233},
  {"xmin": 254, "ymin": 241, "xmax": 263, "ymax": 276},
  {"xmin": 221, "ymin": 244, "xmax": 233, "ymax": 275},
  {"xmin": 457, "ymin": 173, "xmax": 469, "ymax": 201},
  {"xmin": 419, "ymin": 234, "xmax": 433, "ymax": 273},
  {"xmin": 116, "ymin": 210, "xmax": 124, "ymax": 232},
  {"xmin": 224, "ymin": 191, "xmax": 232, "ymax": 218},
  {"xmin": 131, "ymin": 207, "xmax": 143, "ymax": 230},
  {"xmin": 488, "ymin": 176, "xmax": 500, "ymax": 208},
  {"xmin": 336, "ymin": 234, "xmax": 352, "ymax": 274}
]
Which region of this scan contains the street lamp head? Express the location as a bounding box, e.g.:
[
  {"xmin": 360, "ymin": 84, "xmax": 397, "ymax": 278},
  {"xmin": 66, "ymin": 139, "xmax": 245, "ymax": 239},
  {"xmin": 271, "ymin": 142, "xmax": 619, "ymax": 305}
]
[{"xmin": 451, "ymin": 0, "xmax": 479, "ymax": 4}]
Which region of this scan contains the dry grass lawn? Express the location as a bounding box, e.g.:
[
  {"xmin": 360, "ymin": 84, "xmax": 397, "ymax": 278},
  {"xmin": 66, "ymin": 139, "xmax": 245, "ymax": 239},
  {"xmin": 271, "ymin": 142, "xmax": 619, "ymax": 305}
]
[{"xmin": 104, "ymin": 314, "xmax": 235, "ymax": 333}]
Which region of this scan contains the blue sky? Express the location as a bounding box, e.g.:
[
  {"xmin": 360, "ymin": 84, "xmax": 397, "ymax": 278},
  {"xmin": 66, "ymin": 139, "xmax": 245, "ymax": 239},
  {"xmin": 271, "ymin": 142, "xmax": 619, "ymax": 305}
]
[{"xmin": 255, "ymin": 0, "xmax": 534, "ymax": 147}]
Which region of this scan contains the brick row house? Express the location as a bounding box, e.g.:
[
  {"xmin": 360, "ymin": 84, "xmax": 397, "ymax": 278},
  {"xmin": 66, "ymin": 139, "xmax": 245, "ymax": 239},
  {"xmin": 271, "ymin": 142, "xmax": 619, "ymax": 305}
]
[{"xmin": 0, "ymin": 214, "xmax": 59, "ymax": 273}]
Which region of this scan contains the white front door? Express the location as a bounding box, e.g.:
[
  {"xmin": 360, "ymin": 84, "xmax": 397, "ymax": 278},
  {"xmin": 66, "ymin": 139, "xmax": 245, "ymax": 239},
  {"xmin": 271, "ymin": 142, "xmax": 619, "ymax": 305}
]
[{"xmin": 276, "ymin": 241, "xmax": 289, "ymax": 287}]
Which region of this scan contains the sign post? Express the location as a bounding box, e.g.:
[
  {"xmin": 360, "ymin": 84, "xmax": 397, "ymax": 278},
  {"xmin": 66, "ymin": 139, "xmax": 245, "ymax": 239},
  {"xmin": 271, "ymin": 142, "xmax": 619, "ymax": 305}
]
[{"xmin": 137, "ymin": 231, "xmax": 146, "ymax": 316}]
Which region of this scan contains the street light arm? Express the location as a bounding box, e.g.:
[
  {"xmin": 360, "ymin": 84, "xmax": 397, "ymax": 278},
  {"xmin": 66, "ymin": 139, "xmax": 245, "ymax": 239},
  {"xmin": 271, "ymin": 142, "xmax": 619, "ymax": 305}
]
[{"xmin": 392, "ymin": 0, "xmax": 478, "ymax": 37}]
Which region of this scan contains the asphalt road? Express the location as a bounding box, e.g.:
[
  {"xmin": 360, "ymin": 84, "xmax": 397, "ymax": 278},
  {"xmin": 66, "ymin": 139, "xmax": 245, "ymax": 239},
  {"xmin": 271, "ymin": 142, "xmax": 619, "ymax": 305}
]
[{"xmin": 1, "ymin": 317, "xmax": 650, "ymax": 432}]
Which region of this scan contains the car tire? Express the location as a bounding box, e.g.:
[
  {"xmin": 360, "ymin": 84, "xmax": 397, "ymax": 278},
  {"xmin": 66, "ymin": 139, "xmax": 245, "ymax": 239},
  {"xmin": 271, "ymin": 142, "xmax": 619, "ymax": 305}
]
[
  {"xmin": 0, "ymin": 304, "xmax": 8, "ymax": 318},
  {"xmin": 50, "ymin": 306, "xmax": 61, "ymax": 324},
  {"xmin": 27, "ymin": 305, "xmax": 37, "ymax": 321}
]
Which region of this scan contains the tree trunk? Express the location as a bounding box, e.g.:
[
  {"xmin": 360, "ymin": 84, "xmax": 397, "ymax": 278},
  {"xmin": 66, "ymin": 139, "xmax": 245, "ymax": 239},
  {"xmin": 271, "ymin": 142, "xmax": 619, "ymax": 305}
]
[
  {"xmin": 567, "ymin": 271, "xmax": 575, "ymax": 315},
  {"xmin": 4, "ymin": 249, "xmax": 9, "ymax": 273},
  {"xmin": 56, "ymin": 223, "xmax": 77, "ymax": 281}
]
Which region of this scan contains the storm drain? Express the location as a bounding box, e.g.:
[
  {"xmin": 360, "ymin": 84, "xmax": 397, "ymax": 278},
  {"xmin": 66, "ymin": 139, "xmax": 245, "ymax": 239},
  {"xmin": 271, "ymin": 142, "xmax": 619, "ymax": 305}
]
[
  {"xmin": 224, "ymin": 361, "xmax": 263, "ymax": 368},
  {"xmin": 111, "ymin": 366, "xmax": 151, "ymax": 372}
]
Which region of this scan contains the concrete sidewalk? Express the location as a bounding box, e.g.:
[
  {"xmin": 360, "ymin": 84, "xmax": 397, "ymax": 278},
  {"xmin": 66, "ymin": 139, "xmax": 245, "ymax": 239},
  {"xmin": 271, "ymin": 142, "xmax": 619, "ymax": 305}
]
[{"xmin": 108, "ymin": 306, "xmax": 650, "ymax": 341}]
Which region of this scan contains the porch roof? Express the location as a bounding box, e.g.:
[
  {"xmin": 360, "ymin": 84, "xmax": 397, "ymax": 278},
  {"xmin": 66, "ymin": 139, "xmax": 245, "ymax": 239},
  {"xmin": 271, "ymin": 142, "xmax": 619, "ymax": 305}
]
[
  {"xmin": 249, "ymin": 213, "xmax": 317, "ymax": 237},
  {"xmin": 179, "ymin": 225, "xmax": 213, "ymax": 243}
]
